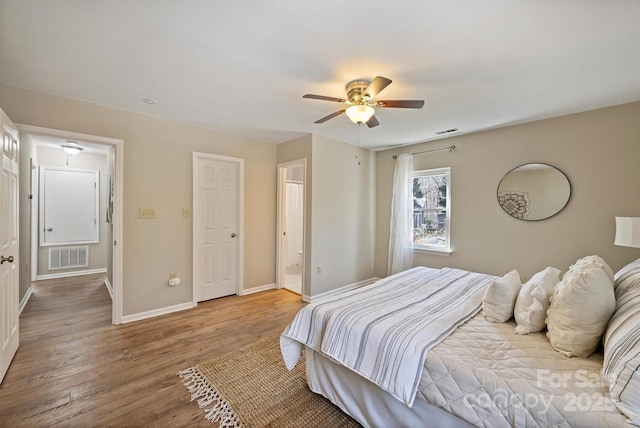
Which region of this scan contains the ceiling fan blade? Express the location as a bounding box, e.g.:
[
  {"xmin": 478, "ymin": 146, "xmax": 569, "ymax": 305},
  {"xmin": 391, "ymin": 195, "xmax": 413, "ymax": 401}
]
[
  {"xmin": 303, "ymin": 94, "xmax": 346, "ymax": 103},
  {"xmin": 366, "ymin": 115, "xmax": 380, "ymax": 128},
  {"xmin": 364, "ymin": 76, "xmax": 392, "ymax": 99},
  {"xmin": 314, "ymin": 110, "xmax": 345, "ymax": 124},
  {"xmin": 375, "ymin": 100, "xmax": 425, "ymax": 109}
]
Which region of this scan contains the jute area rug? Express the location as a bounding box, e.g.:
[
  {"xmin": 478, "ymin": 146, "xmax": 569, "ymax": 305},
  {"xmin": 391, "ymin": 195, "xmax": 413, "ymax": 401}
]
[{"xmin": 178, "ymin": 335, "xmax": 361, "ymax": 427}]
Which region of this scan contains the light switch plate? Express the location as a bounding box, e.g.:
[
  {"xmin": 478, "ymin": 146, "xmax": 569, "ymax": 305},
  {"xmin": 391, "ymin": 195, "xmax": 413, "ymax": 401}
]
[{"xmin": 139, "ymin": 208, "xmax": 156, "ymax": 219}]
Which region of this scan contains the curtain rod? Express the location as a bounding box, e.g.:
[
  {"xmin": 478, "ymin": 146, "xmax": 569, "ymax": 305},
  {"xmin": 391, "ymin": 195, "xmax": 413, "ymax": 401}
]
[{"xmin": 392, "ymin": 145, "xmax": 456, "ymax": 159}]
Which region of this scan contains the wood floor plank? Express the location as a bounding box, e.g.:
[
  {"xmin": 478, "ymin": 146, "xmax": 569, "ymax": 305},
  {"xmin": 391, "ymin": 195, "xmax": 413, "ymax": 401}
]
[{"xmin": 0, "ymin": 275, "xmax": 305, "ymax": 427}]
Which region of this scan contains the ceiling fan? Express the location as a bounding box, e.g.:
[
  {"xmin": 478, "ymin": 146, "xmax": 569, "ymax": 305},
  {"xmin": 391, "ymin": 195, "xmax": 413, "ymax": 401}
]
[{"xmin": 303, "ymin": 76, "xmax": 424, "ymax": 128}]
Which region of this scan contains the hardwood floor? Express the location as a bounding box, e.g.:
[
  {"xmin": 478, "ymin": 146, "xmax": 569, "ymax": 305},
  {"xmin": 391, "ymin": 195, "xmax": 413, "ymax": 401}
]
[{"xmin": 0, "ymin": 275, "xmax": 305, "ymax": 427}]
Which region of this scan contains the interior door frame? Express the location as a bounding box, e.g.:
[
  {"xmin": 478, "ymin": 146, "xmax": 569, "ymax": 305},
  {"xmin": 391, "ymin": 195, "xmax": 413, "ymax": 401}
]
[
  {"xmin": 18, "ymin": 125, "xmax": 124, "ymax": 325},
  {"xmin": 192, "ymin": 152, "xmax": 244, "ymax": 305},
  {"xmin": 276, "ymin": 158, "xmax": 306, "ymax": 295}
]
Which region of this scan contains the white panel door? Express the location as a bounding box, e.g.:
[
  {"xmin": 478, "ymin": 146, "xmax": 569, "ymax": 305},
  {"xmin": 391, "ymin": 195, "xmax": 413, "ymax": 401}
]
[
  {"xmin": 194, "ymin": 155, "xmax": 239, "ymax": 302},
  {"xmin": 40, "ymin": 167, "xmax": 99, "ymax": 245},
  {"xmin": 1, "ymin": 108, "xmax": 19, "ymax": 384}
]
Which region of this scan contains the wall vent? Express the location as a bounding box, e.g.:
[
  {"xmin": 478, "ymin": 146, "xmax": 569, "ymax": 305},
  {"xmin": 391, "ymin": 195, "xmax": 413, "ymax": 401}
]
[
  {"xmin": 435, "ymin": 128, "xmax": 459, "ymax": 135},
  {"xmin": 49, "ymin": 246, "xmax": 89, "ymax": 270}
]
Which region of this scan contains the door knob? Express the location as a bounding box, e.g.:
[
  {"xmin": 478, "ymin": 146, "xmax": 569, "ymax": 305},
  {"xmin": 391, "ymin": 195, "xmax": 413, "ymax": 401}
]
[
  {"xmin": 46, "ymin": 227, "xmax": 53, "ymax": 232},
  {"xmin": 231, "ymin": 233, "xmax": 237, "ymax": 238},
  {"xmin": 0, "ymin": 255, "xmax": 14, "ymax": 264}
]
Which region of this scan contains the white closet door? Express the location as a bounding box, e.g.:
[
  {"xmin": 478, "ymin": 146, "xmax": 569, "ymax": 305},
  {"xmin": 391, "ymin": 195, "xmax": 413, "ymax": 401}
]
[
  {"xmin": 40, "ymin": 167, "xmax": 99, "ymax": 245},
  {"xmin": 194, "ymin": 154, "xmax": 239, "ymax": 302}
]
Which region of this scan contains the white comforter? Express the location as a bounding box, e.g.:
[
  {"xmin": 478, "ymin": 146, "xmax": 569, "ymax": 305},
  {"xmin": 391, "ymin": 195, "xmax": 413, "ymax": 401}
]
[
  {"xmin": 281, "ymin": 267, "xmax": 496, "ymax": 406},
  {"xmin": 418, "ymin": 312, "xmax": 629, "ymax": 427}
]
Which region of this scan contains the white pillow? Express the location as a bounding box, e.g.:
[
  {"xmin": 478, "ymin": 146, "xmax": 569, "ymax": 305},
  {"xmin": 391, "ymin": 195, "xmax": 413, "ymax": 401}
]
[
  {"xmin": 546, "ymin": 267, "xmax": 615, "ymax": 357},
  {"xmin": 603, "ymin": 258, "xmax": 640, "ymax": 424},
  {"xmin": 482, "ymin": 270, "xmax": 522, "ymax": 323},
  {"xmin": 566, "ymin": 255, "xmax": 614, "ymax": 283},
  {"xmin": 514, "ymin": 267, "xmax": 561, "ymax": 335}
]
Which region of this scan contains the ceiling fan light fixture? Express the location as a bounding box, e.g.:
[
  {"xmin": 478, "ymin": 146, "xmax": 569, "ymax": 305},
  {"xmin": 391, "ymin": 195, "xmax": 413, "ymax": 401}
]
[{"xmin": 345, "ymin": 104, "xmax": 375, "ymax": 124}]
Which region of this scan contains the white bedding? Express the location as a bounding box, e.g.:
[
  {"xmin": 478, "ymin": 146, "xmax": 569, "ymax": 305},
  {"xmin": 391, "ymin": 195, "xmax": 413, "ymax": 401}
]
[
  {"xmin": 306, "ymin": 347, "xmax": 473, "ymax": 428},
  {"xmin": 417, "ymin": 312, "xmax": 629, "ymax": 427},
  {"xmin": 283, "ymin": 266, "xmax": 630, "ymax": 427},
  {"xmin": 281, "ymin": 266, "xmax": 496, "ymax": 406}
]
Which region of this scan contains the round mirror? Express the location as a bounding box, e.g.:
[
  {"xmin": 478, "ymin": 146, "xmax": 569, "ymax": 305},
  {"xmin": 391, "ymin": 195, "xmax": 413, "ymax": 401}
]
[{"xmin": 497, "ymin": 163, "xmax": 571, "ymax": 221}]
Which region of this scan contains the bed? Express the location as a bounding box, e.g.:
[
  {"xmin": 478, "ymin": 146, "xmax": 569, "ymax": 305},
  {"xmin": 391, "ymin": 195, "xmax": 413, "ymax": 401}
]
[{"xmin": 280, "ymin": 259, "xmax": 640, "ymax": 427}]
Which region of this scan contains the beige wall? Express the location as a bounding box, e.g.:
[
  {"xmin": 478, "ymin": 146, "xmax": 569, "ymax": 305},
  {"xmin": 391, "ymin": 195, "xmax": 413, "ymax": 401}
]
[
  {"xmin": 376, "ymin": 101, "xmax": 640, "ymax": 280},
  {"xmin": 2, "ymin": 84, "xmax": 278, "ymax": 316},
  {"xmin": 35, "ymin": 147, "xmax": 109, "ymax": 277},
  {"xmin": 277, "ymin": 134, "xmax": 377, "ymax": 297},
  {"xmin": 310, "ymin": 134, "xmax": 376, "ymax": 295},
  {"xmin": 6, "ymin": 82, "xmax": 639, "ymax": 316}
]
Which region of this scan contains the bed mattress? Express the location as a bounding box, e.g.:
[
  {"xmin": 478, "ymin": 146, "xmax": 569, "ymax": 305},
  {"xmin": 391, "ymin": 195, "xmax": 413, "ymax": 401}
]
[{"xmin": 416, "ymin": 312, "xmax": 629, "ymax": 427}]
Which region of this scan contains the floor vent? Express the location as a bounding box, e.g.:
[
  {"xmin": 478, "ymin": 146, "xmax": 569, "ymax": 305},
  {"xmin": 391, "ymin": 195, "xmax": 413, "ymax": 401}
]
[{"xmin": 49, "ymin": 246, "xmax": 89, "ymax": 270}]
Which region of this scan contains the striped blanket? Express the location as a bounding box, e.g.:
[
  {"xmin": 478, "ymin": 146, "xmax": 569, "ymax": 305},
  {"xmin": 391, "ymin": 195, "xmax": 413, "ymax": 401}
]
[{"xmin": 280, "ymin": 267, "xmax": 496, "ymax": 406}]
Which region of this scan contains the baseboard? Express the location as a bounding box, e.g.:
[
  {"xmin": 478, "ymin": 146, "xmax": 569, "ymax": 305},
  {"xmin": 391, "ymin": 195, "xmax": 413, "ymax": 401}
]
[
  {"xmin": 240, "ymin": 283, "xmax": 276, "ymax": 296},
  {"xmin": 303, "ymin": 277, "xmax": 380, "ymax": 303},
  {"xmin": 19, "ymin": 286, "xmax": 33, "ymax": 316},
  {"xmin": 104, "ymin": 278, "xmax": 113, "ymax": 300},
  {"xmin": 121, "ymin": 302, "xmax": 196, "ymax": 324},
  {"xmin": 36, "ymin": 268, "xmax": 108, "ymax": 281}
]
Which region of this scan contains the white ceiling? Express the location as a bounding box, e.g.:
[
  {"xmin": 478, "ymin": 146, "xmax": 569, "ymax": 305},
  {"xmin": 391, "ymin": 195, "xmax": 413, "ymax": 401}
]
[{"xmin": 1, "ymin": 1, "xmax": 639, "ymax": 150}]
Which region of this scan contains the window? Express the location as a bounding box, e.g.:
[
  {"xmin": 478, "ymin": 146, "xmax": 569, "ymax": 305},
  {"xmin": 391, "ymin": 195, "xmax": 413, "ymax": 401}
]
[{"xmin": 412, "ymin": 167, "xmax": 450, "ymax": 253}]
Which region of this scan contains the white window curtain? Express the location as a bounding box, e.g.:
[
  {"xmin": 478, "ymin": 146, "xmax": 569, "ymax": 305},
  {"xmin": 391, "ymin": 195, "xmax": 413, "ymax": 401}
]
[{"xmin": 388, "ymin": 154, "xmax": 414, "ymax": 275}]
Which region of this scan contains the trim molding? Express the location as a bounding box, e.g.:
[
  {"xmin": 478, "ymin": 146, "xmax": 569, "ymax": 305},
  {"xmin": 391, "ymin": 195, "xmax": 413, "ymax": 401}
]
[
  {"xmin": 240, "ymin": 283, "xmax": 276, "ymax": 296},
  {"xmin": 104, "ymin": 278, "xmax": 113, "ymax": 300},
  {"xmin": 303, "ymin": 277, "xmax": 380, "ymax": 303},
  {"xmin": 18, "ymin": 287, "xmax": 33, "ymax": 316},
  {"xmin": 121, "ymin": 302, "xmax": 195, "ymax": 324},
  {"xmin": 36, "ymin": 268, "xmax": 108, "ymax": 281}
]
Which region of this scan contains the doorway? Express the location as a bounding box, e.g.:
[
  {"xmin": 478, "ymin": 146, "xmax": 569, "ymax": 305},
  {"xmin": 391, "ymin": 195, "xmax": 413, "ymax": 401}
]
[
  {"xmin": 277, "ymin": 160, "xmax": 306, "ymax": 296},
  {"xmin": 18, "ymin": 125, "xmax": 124, "ymax": 324}
]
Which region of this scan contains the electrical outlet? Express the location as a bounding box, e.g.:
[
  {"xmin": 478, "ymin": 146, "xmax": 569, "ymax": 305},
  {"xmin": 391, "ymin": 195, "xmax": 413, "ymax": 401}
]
[
  {"xmin": 169, "ymin": 272, "xmax": 178, "ymax": 279},
  {"xmin": 316, "ymin": 265, "xmax": 323, "ymax": 275},
  {"xmin": 520, "ymin": 275, "xmax": 527, "ymax": 283},
  {"xmin": 139, "ymin": 208, "xmax": 156, "ymax": 219},
  {"xmin": 182, "ymin": 208, "xmax": 191, "ymax": 218}
]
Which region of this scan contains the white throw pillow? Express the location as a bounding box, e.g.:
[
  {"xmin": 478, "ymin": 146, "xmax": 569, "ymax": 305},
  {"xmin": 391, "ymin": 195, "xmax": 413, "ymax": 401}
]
[
  {"xmin": 566, "ymin": 254, "xmax": 615, "ymax": 284},
  {"xmin": 603, "ymin": 258, "xmax": 640, "ymax": 424},
  {"xmin": 514, "ymin": 267, "xmax": 561, "ymax": 335},
  {"xmin": 546, "ymin": 267, "xmax": 615, "ymax": 357},
  {"xmin": 482, "ymin": 270, "xmax": 522, "ymax": 323}
]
